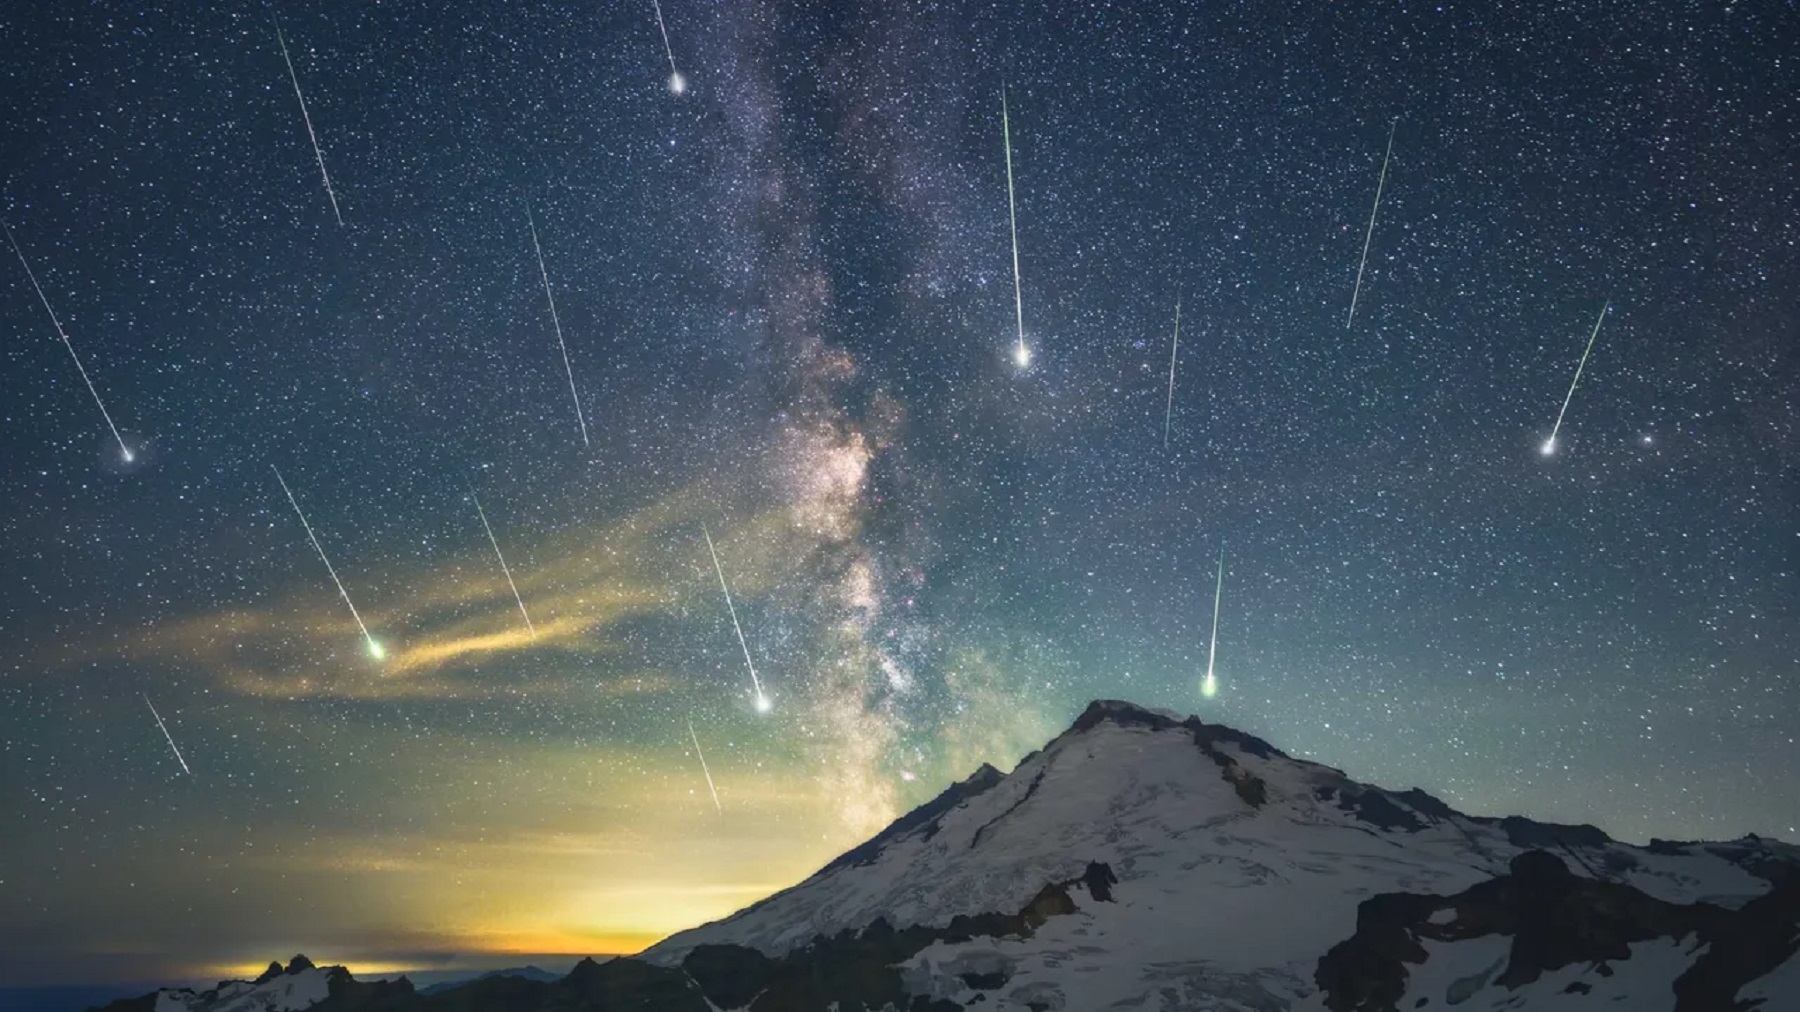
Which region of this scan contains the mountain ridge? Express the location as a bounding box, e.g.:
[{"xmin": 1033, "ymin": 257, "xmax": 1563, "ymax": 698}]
[{"xmin": 91, "ymin": 698, "xmax": 1800, "ymax": 1012}]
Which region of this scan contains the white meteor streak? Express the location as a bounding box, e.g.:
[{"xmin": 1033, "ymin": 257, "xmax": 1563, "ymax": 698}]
[
  {"xmin": 1346, "ymin": 121, "xmax": 1396, "ymax": 330},
  {"xmin": 527, "ymin": 207, "xmax": 590, "ymax": 447},
  {"xmin": 143, "ymin": 694, "xmax": 192, "ymax": 776},
  {"xmin": 472, "ymin": 489, "xmax": 534, "ymax": 637},
  {"xmin": 1163, "ymin": 296, "xmax": 1181, "ymax": 450},
  {"xmin": 687, "ymin": 717, "xmax": 722, "ymax": 813},
  {"xmin": 5, "ymin": 221, "xmax": 135, "ymax": 463},
  {"xmin": 274, "ymin": 17, "xmax": 342, "ymax": 226},
  {"xmin": 273, "ymin": 465, "xmax": 384, "ymax": 660},
  {"xmin": 1542, "ymin": 301, "xmax": 1610, "ymax": 456},
  {"xmin": 1202, "ymin": 542, "xmax": 1224, "ymax": 699},
  {"xmin": 1002, "ymin": 86, "xmax": 1029, "ymax": 368},
  {"xmin": 701, "ymin": 523, "xmax": 770, "ymax": 712},
  {"xmin": 650, "ymin": 0, "xmax": 686, "ymax": 94}
]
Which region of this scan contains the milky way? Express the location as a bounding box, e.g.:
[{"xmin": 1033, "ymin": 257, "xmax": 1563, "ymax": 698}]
[{"xmin": 0, "ymin": 0, "xmax": 1795, "ymax": 990}]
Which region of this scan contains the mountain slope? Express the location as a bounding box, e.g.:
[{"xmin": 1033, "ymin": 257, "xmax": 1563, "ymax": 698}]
[
  {"xmin": 640, "ymin": 699, "xmax": 1800, "ymax": 1010},
  {"xmin": 95, "ymin": 700, "xmax": 1800, "ymax": 1011}
]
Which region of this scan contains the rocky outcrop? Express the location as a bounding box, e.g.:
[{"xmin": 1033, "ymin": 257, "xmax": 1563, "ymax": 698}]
[{"xmin": 1315, "ymin": 850, "xmax": 1800, "ymax": 1012}]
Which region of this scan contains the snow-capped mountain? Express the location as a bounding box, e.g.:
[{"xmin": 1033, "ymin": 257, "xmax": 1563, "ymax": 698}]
[
  {"xmin": 94, "ymin": 700, "xmax": 1800, "ymax": 1011},
  {"xmin": 640, "ymin": 699, "xmax": 1800, "ymax": 1010},
  {"xmin": 98, "ymin": 956, "xmax": 343, "ymax": 1012}
]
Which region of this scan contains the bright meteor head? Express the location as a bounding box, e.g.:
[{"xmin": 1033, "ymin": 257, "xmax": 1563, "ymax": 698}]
[
  {"xmin": 754, "ymin": 692, "xmax": 772, "ymax": 714},
  {"xmin": 668, "ymin": 71, "xmax": 687, "ymax": 94},
  {"xmin": 1201, "ymin": 673, "xmax": 1218, "ymax": 699},
  {"xmin": 1013, "ymin": 343, "xmax": 1032, "ymax": 368},
  {"xmin": 1540, "ymin": 438, "xmax": 1556, "ymax": 456},
  {"xmin": 367, "ymin": 639, "xmax": 386, "ymax": 661}
]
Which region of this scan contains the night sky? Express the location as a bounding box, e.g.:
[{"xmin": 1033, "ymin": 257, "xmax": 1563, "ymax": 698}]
[{"xmin": 2, "ymin": 0, "xmax": 1796, "ymax": 990}]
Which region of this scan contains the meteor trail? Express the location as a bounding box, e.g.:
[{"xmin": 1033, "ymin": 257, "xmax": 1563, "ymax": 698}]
[
  {"xmin": 687, "ymin": 717, "xmax": 722, "ymax": 813},
  {"xmin": 143, "ymin": 694, "xmax": 191, "ymax": 776},
  {"xmin": 650, "ymin": 0, "xmax": 686, "ymax": 94},
  {"xmin": 527, "ymin": 207, "xmax": 590, "ymax": 447},
  {"xmin": 1346, "ymin": 121, "xmax": 1396, "ymax": 330},
  {"xmin": 471, "ymin": 489, "xmax": 534, "ymax": 637},
  {"xmin": 1163, "ymin": 296, "xmax": 1181, "ymax": 450},
  {"xmin": 274, "ymin": 17, "xmax": 342, "ymax": 225},
  {"xmin": 3, "ymin": 221, "xmax": 135, "ymax": 463},
  {"xmin": 1542, "ymin": 301, "xmax": 1610, "ymax": 456},
  {"xmin": 701, "ymin": 523, "xmax": 770, "ymax": 712},
  {"xmin": 1202, "ymin": 542, "xmax": 1224, "ymax": 699},
  {"xmin": 273, "ymin": 465, "xmax": 384, "ymax": 660},
  {"xmin": 1001, "ymin": 86, "xmax": 1029, "ymax": 368}
]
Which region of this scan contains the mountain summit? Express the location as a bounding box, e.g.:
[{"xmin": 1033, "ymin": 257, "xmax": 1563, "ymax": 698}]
[{"xmin": 95, "ymin": 700, "xmax": 1800, "ymax": 1011}]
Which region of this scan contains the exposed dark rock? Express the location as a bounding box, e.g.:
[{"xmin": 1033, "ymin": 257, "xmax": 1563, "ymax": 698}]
[
  {"xmin": 1314, "ymin": 849, "xmax": 1800, "ymax": 1012},
  {"xmin": 961, "ymin": 970, "xmax": 1010, "ymax": 990},
  {"xmin": 970, "ymin": 767, "xmax": 1047, "ymax": 850},
  {"xmin": 1334, "ymin": 787, "xmax": 1427, "ymax": 833},
  {"xmin": 682, "ymin": 943, "xmax": 775, "ymax": 1009},
  {"xmin": 828, "ymin": 763, "xmax": 1006, "ymax": 871},
  {"xmin": 253, "ymin": 961, "xmax": 286, "ymax": 985},
  {"xmin": 1082, "ymin": 860, "xmax": 1118, "ymax": 901},
  {"xmin": 287, "ymin": 954, "xmax": 317, "ymax": 975},
  {"xmin": 1492, "ymin": 815, "xmax": 1611, "ymax": 851},
  {"xmin": 1393, "ymin": 788, "xmax": 1458, "ymax": 822}
]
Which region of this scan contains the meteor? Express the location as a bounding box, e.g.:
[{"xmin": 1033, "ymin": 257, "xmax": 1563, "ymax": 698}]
[
  {"xmin": 687, "ymin": 717, "xmax": 722, "ymax": 813},
  {"xmin": 1541, "ymin": 301, "xmax": 1610, "ymax": 456},
  {"xmin": 143, "ymin": 694, "xmax": 192, "ymax": 776},
  {"xmin": 701, "ymin": 523, "xmax": 771, "ymax": 712},
  {"xmin": 650, "ymin": 0, "xmax": 686, "ymax": 94},
  {"xmin": 273, "ymin": 465, "xmax": 384, "ymax": 660},
  {"xmin": 274, "ymin": 17, "xmax": 342, "ymax": 225},
  {"xmin": 471, "ymin": 489, "xmax": 534, "ymax": 637},
  {"xmin": 1001, "ymin": 86, "xmax": 1029, "ymax": 368},
  {"xmin": 1346, "ymin": 121, "xmax": 1396, "ymax": 330},
  {"xmin": 1202, "ymin": 541, "xmax": 1224, "ymax": 699},
  {"xmin": 527, "ymin": 207, "xmax": 590, "ymax": 447},
  {"xmin": 1163, "ymin": 296, "xmax": 1181, "ymax": 450},
  {"xmin": 3, "ymin": 221, "xmax": 135, "ymax": 463}
]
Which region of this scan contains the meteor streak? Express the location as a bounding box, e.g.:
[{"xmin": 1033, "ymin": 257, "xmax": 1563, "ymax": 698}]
[
  {"xmin": 701, "ymin": 523, "xmax": 770, "ymax": 712},
  {"xmin": 273, "ymin": 465, "xmax": 384, "ymax": 660},
  {"xmin": 471, "ymin": 489, "xmax": 534, "ymax": 637},
  {"xmin": 1202, "ymin": 542, "xmax": 1224, "ymax": 699},
  {"xmin": 1002, "ymin": 86, "xmax": 1029, "ymax": 368},
  {"xmin": 143, "ymin": 694, "xmax": 191, "ymax": 776},
  {"xmin": 274, "ymin": 17, "xmax": 342, "ymax": 225},
  {"xmin": 650, "ymin": 0, "xmax": 686, "ymax": 94},
  {"xmin": 687, "ymin": 717, "xmax": 722, "ymax": 813},
  {"xmin": 1163, "ymin": 296, "xmax": 1181, "ymax": 450},
  {"xmin": 527, "ymin": 208, "xmax": 590, "ymax": 447},
  {"xmin": 3, "ymin": 221, "xmax": 135, "ymax": 463},
  {"xmin": 1346, "ymin": 121, "xmax": 1396, "ymax": 330},
  {"xmin": 1541, "ymin": 301, "xmax": 1610, "ymax": 456}
]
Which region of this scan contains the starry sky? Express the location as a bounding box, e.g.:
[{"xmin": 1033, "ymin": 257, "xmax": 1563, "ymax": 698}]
[{"xmin": 2, "ymin": 0, "xmax": 1796, "ymax": 991}]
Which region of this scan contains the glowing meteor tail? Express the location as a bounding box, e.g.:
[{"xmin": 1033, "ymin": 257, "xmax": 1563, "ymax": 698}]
[
  {"xmin": 1002, "ymin": 86, "xmax": 1028, "ymax": 367},
  {"xmin": 1542, "ymin": 301, "xmax": 1610, "ymax": 455},
  {"xmin": 274, "ymin": 17, "xmax": 342, "ymax": 225},
  {"xmin": 1346, "ymin": 121, "xmax": 1396, "ymax": 330},
  {"xmin": 702, "ymin": 523, "xmax": 770, "ymax": 711},
  {"xmin": 528, "ymin": 207, "xmax": 590, "ymax": 447},
  {"xmin": 688, "ymin": 717, "xmax": 722, "ymax": 813},
  {"xmin": 1202, "ymin": 541, "xmax": 1224, "ymax": 699},
  {"xmin": 651, "ymin": 0, "xmax": 684, "ymax": 92},
  {"xmin": 273, "ymin": 465, "xmax": 382, "ymax": 658},
  {"xmin": 1163, "ymin": 297, "xmax": 1181, "ymax": 450},
  {"xmin": 3, "ymin": 220, "xmax": 135, "ymax": 462},
  {"xmin": 472, "ymin": 489, "xmax": 535, "ymax": 637},
  {"xmin": 143, "ymin": 694, "xmax": 192, "ymax": 776}
]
